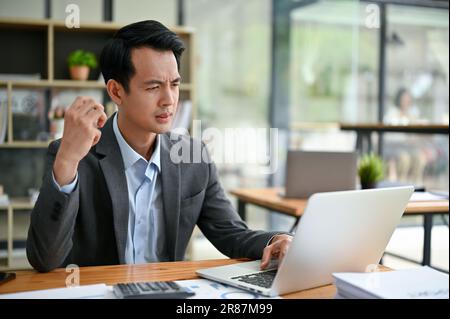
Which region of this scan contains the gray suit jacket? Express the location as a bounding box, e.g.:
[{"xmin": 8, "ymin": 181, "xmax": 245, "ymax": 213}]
[{"xmin": 27, "ymin": 115, "xmax": 281, "ymax": 272}]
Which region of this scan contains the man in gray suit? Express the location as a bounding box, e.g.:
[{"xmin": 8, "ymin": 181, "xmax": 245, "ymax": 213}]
[{"xmin": 27, "ymin": 20, "xmax": 292, "ymax": 273}]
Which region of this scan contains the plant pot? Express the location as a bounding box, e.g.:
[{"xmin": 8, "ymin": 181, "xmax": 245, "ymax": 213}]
[
  {"xmin": 69, "ymin": 65, "xmax": 90, "ymax": 81},
  {"xmin": 361, "ymin": 181, "xmax": 377, "ymax": 189}
]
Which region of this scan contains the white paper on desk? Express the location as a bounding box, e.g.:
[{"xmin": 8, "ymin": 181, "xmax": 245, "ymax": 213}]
[
  {"xmin": 410, "ymin": 191, "xmax": 448, "ymax": 202},
  {"xmin": 0, "ymin": 284, "xmax": 109, "ymax": 299},
  {"xmin": 333, "ymin": 266, "xmax": 449, "ymax": 299},
  {"xmin": 175, "ymin": 279, "xmax": 280, "ymax": 299}
]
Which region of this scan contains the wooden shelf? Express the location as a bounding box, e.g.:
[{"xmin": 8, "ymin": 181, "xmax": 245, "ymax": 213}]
[
  {"xmin": 0, "ymin": 141, "xmax": 51, "ymax": 149},
  {"xmin": 290, "ymin": 122, "xmax": 340, "ymax": 130},
  {"xmin": 1, "ymin": 79, "xmax": 105, "ymax": 89},
  {"xmin": 0, "ymin": 18, "xmax": 49, "ymax": 29},
  {"xmin": 340, "ymin": 123, "xmax": 450, "ymax": 135},
  {"xmin": 0, "ymin": 80, "xmax": 193, "ymax": 90},
  {"xmin": 10, "ymin": 197, "xmax": 35, "ymax": 210},
  {"xmin": 0, "ymin": 197, "xmax": 35, "ymax": 210}
]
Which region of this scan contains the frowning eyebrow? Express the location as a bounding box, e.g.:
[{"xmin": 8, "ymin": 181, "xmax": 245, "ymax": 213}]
[{"xmin": 143, "ymin": 77, "xmax": 182, "ymax": 85}]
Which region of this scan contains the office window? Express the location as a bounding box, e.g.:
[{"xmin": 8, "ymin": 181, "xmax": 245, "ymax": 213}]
[
  {"xmin": 383, "ymin": 5, "xmax": 449, "ymax": 190},
  {"xmin": 385, "ymin": 6, "xmax": 449, "ymax": 125},
  {"xmin": 113, "ymin": 0, "xmax": 177, "ymax": 26},
  {"xmin": 186, "ymin": 0, "xmax": 271, "ymax": 168},
  {"xmin": 186, "ymin": 0, "xmax": 271, "ymax": 129},
  {"xmin": 288, "ymin": 0, "xmax": 378, "ymax": 151},
  {"xmin": 290, "ymin": 0, "xmax": 378, "ymax": 124},
  {"xmin": 186, "ymin": 0, "xmax": 272, "ymax": 232}
]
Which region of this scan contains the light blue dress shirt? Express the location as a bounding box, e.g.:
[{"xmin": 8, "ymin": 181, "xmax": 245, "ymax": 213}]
[{"xmin": 53, "ymin": 113, "xmax": 168, "ymax": 264}]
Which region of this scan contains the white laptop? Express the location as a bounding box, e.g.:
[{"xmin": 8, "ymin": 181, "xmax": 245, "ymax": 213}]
[
  {"xmin": 196, "ymin": 186, "xmax": 414, "ymax": 297},
  {"xmin": 283, "ymin": 151, "xmax": 358, "ymax": 198}
]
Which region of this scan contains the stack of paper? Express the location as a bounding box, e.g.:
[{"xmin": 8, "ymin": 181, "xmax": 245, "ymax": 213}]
[
  {"xmin": 0, "ymin": 284, "xmax": 110, "ymax": 299},
  {"xmin": 333, "ymin": 266, "xmax": 449, "ymax": 299},
  {"xmin": 0, "ymin": 100, "xmax": 7, "ymax": 144}
]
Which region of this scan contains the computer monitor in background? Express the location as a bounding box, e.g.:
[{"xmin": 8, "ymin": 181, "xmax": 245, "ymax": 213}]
[{"xmin": 284, "ymin": 151, "xmax": 358, "ymax": 198}]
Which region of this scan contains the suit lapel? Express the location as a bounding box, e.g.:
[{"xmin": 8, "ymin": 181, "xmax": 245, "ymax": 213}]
[
  {"xmin": 160, "ymin": 134, "xmax": 181, "ymax": 260},
  {"xmin": 96, "ymin": 115, "xmax": 129, "ymax": 264}
]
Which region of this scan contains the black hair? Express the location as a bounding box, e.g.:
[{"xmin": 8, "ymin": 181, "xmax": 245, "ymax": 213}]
[
  {"xmin": 100, "ymin": 20, "xmax": 185, "ymax": 92},
  {"xmin": 394, "ymin": 87, "xmax": 409, "ymax": 108}
]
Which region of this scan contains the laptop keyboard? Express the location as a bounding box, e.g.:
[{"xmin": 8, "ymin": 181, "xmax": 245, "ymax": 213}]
[{"xmin": 231, "ymin": 269, "xmax": 278, "ymax": 289}]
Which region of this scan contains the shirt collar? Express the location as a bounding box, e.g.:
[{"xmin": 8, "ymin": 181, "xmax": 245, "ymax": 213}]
[{"xmin": 113, "ymin": 113, "xmax": 161, "ymax": 173}]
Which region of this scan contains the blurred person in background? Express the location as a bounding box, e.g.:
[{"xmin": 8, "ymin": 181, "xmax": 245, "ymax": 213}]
[
  {"xmin": 384, "ymin": 88, "xmax": 420, "ymax": 125},
  {"xmin": 384, "ymin": 88, "xmax": 430, "ymax": 185}
]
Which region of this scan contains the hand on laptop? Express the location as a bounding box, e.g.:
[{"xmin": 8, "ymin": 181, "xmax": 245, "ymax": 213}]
[{"xmin": 260, "ymin": 234, "xmax": 293, "ymax": 270}]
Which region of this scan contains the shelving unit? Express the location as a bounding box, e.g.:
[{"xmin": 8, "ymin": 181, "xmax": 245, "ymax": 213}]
[
  {"xmin": 0, "ymin": 18, "xmax": 196, "ymax": 145},
  {"xmin": 0, "ymin": 18, "xmax": 197, "ymax": 270},
  {"xmin": 0, "ymin": 198, "xmax": 34, "ymax": 271}
]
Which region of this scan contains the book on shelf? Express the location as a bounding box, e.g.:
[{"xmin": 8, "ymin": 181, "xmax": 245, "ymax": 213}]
[
  {"xmin": 333, "ymin": 266, "xmax": 449, "ymax": 299},
  {"xmin": 0, "ymin": 100, "xmax": 7, "ymax": 144},
  {"xmin": 0, "ymin": 185, "xmax": 9, "ymax": 206}
]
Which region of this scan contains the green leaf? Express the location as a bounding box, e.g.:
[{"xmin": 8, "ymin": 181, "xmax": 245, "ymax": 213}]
[
  {"xmin": 358, "ymin": 153, "xmax": 385, "ymax": 184},
  {"xmin": 67, "ymin": 50, "xmax": 98, "ymax": 68}
]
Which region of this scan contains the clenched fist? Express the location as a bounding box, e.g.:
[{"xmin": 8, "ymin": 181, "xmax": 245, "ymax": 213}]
[{"xmin": 53, "ymin": 96, "xmax": 107, "ymax": 186}]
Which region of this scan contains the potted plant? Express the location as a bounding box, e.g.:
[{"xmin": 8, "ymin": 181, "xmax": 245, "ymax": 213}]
[
  {"xmin": 358, "ymin": 153, "xmax": 385, "ymax": 189},
  {"xmin": 67, "ymin": 50, "xmax": 98, "ymax": 81}
]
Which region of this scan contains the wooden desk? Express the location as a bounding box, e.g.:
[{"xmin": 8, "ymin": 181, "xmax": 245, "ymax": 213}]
[
  {"xmin": 340, "ymin": 124, "xmax": 449, "ymax": 135},
  {"xmin": 0, "ymin": 259, "xmax": 389, "ymax": 299},
  {"xmin": 230, "ymin": 188, "xmax": 449, "ymax": 269},
  {"xmin": 340, "ymin": 123, "xmax": 449, "ymax": 154}
]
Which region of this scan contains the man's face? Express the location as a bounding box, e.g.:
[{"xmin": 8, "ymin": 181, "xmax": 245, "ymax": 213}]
[{"xmin": 119, "ymin": 47, "xmax": 180, "ymax": 134}]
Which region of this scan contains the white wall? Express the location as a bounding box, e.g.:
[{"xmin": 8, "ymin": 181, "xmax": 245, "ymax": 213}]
[
  {"xmin": 51, "ymin": 0, "xmax": 103, "ymax": 23},
  {"xmin": 113, "ymin": 0, "xmax": 177, "ymax": 26},
  {"xmin": 0, "ymin": 0, "xmax": 177, "ymax": 25},
  {"xmin": 0, "ymin": 0, "xmax": 45, "ymax": 19}
]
